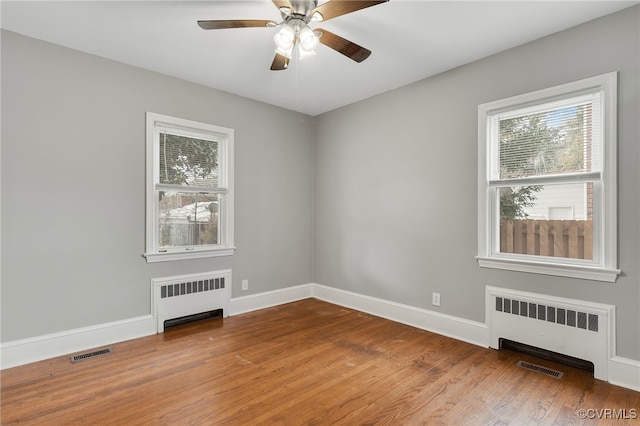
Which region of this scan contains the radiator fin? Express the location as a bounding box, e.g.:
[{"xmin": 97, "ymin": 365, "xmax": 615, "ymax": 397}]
[
  {"xmin": 160, "ymin": 277, "xmax": 225, "ymax": 299},
  {"xmin": 495, "ymin": 296, "xmax": 598, "ymax": 332}
]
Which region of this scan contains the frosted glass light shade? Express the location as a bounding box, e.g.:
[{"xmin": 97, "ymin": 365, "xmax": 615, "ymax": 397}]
[{"xmin": 274, "ymin": 25, "xmax": 295, "ymax": 50}]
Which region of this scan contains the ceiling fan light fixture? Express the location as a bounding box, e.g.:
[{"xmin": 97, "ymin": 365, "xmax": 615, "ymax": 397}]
[
  {"xmin": 275, "ymin": 46, "xmax": 293, "ymax": 59},
  {"xmin": 274, "ymin": 25, "xmax": 295, "ymax": 50},
  {"xmin": 298, "ymin": 25, "xmax": 319, "ymax": 51},
  {"xmin": 298, "ymin": 44, "xmax": 317, "ymax": 60}
]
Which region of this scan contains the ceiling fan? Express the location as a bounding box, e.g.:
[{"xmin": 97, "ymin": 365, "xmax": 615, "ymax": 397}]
[{"xmin": 197, "ymin": 0, "xmax": 389, "ymax": 70}]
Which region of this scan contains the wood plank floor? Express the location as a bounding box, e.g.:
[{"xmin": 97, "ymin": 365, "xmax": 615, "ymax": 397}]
[{"xmin": 2, "ymin": 298, "xmax": 638, "ymax": 425}]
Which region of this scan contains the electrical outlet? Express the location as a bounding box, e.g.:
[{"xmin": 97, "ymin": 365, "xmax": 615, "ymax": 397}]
[
  {"xmin": 241, "ymin": 279, "xmax": 249, "ymax": 291},
  {"xmin": 432, "ymin": 292, "xmax": 441, "ymax": 307}
]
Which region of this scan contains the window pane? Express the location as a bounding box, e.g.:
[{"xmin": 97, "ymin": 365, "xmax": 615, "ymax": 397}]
[
  {"xmin": 498, "ymin": 183, "xmax": 593, "ymax": 260},
  {"xmin": 498, "ymin": 101, "xmax": 598, "ymax": 179},
  {"xmin": 158, "ymin": 192, "xmax": 219, "ymax": 248},
  {"xmin": 159, "ymin": 133, "xmax": 219, "ymax": 188}
]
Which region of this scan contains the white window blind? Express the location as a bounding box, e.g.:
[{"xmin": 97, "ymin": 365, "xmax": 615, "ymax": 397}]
[
  {"xmin": 155, "ymin": 124, "xmax": 225, "ymax": 190},
  {"xmin": 489, "ymin": 92, "xmax": 602, "ymax": 183}
]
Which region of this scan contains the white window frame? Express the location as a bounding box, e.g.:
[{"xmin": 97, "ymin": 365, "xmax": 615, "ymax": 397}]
[
  {"xmin": 477, "ymin": 72, "xmax": 620, "ymax": 282},
  {"xmin": 144, "ymin": 112, "xmax": 235, "ymax": 263}
]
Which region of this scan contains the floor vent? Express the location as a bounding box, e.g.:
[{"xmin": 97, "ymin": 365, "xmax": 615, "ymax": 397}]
[
  {"xmin": 517, "ymin": 360, "xmax": 564, "ymax": 379},
  {"xmin": 70, "ymin": 347, "xmax": 113, "ymax": 363}
]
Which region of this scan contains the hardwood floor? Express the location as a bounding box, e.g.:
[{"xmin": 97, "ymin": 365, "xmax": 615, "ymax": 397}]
[{"xmin": 2, "ymin": 298, "xmax": 638, "ymax": 425}]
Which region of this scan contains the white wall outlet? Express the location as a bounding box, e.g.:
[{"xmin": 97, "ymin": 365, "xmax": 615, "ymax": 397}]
[
  {"xmin": 432, "ymin": 292, "xmax": 441, "ymax": 307},
  {"xmin": 241, "ymin": 279, "xmax": 249, "ymax": 291}
]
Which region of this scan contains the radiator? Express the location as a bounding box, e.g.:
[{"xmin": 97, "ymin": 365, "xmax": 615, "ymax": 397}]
[
  {"xmin": 486, "ymin": 286, "xmax": 614, "ymax": 380},
  {"xmin": 151, "ymin": 270, "xmax": 231, "ymax": 333}
]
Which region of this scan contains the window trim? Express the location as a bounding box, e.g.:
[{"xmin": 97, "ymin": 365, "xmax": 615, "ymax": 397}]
[
  {"xmin": 144, "ymin": 112, "xmax": 235, "ymax": 263},
  {"xmin": 477, "ymin": 72, "xmax": 620, "ymax": 282}
]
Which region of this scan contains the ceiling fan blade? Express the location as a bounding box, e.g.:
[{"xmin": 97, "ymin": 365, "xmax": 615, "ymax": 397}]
[
  {"xmin": 270, "ymin": 53, "xmax": 291, "ymax": 71},
  {"xmin": 272, "ymin": 0, "xmax": 294, "ymax": 12},
  {"xmin": 310, "ymin": 0, "xmax": 388, "ymax": 22},
  {"xmin": 197, "ymin": 20, "xmax": 276, "ymax": 30},
  {"xmin": 316, "ymin": 28, "xmax": 371, "ymax": 63}
]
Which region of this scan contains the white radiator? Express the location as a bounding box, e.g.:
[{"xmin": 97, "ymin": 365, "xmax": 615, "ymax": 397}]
[
  {"xmin": 486, "ymin": 286, "xmax": 614, "ymax": 380},
  {"xmin": 151, "ymin": 270, "xmax": 231, "ymax": 333}
]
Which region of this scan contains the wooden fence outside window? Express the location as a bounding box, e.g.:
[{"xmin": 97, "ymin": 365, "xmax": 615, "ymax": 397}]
[{"xmin": 500, "ymin": 219, "xmax": 593, "ymax": 260}]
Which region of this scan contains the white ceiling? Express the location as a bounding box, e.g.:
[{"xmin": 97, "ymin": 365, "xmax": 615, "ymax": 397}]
[{"xmin": 1, "ymin": 1, "xmax": 637, "ymax": 116}]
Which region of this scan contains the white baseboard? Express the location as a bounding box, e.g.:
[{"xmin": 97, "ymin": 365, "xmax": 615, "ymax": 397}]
[
  {"xmin": 0, "ymin": 315, "xmax": 156, "ymax": 370},
  {"xmin": 608, "ymin": 356, "xmax": 640, "ymax": 392},
  {"xmin": 228, "ymin": 283, "xmax": 313, "ymax": 316},
  {"xmin": 2, "ymin": 283, "xmax": 638, "ymax": 393},
  {"xmin": 311, "ymin": 284, "xmax": 489, "ymax": 348}
]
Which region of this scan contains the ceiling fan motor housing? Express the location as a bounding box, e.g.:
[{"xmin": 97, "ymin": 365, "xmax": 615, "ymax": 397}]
[{"xmin": 283, "ymin": 0, "xmax": 319, "ymax": 19}]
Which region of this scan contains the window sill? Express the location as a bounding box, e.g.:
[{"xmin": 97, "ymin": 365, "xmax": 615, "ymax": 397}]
[
  {"xmin": 144, "ymin": 247, "xmax": 236, "ymax": 263},
  {"xmin": 476, "ymin": 256, "xmax": 620, "ymax": 283}
]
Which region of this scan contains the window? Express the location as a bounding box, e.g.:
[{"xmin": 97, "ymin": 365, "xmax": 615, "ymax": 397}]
[
  {"xmin": 477, "ymin": 73, "xmax": 619, "ymax": 282},
  {"xmin": 145, "ymin": 113, "xmax": 234, "ymax": 262}
]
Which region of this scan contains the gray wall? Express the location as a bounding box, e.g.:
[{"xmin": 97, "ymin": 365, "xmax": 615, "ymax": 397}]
[
  {"xmin": 314, "ymin": 6, "xmax": 640, "ymax": 360},
  {"xmin": 2, "ymin": 6, "xmax": 639, "ymax": 364},
  {"xmin": 1, "ymin": 30, "xmax": 314, "ymax": 342}
]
